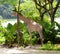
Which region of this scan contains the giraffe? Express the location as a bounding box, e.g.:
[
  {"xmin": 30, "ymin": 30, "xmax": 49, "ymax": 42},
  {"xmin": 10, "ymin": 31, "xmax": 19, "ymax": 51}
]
[{"xmin": 11, "ymin": 11, "xmax": 44, "ymax": 47}]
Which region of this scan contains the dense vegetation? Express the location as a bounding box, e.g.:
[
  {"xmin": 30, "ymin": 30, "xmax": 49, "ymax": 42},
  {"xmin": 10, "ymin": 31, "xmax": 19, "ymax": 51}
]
[{"xmin": 0, "ymin": 0, "xmax": 60, "ymax": 50}]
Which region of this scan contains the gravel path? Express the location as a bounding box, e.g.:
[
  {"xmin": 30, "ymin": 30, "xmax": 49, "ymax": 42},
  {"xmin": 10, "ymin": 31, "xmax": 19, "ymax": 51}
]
[{"xmin": 0, "ymin": 47, "xmax": 60, "ymax": 54}]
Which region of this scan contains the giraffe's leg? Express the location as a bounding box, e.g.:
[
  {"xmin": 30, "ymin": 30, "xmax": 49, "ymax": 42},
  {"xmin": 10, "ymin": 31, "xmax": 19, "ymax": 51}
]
[
  {"xmin": 29, "ymin": 32, "xmax": 32, "ymax": 48},
  {"xmin": 38, "ymin": 31, "xmax": 44, "ymax": 46}
]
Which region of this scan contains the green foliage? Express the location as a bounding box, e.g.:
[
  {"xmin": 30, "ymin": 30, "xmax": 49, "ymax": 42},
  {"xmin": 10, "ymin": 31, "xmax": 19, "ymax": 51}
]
[
  {"xmin": 0, "ymin": 26, "xmax": 6, "ymax": 45},
  {"xmin": 5, "ymin": 22, "xmax": 24, "ymax": 44},
  {"xmin": 40, "ymin": 41, "xmax": 54, "ymax": 50},
  {"xmin": 0, "ymin": 0, "xmax": 18, "ymax": 5},
  {"xmin": 23, "ymin": 33, "xmax": 30, "ymax": 45},
  {"xmin": 5, "ymin": 23, "xmax": 16, "ymax": 44},
  {"xmin": 0, "ymin": 19, "xmax": 8, "ymax": 45},
  {"xmin": 5, "ymin": 31, "xmax": 15, "ymax": 44},
  {"xmin": 7, "ymin": 23, "xmax": 13, "ymax": 30},
  {"xmin": 40, "ymin": 17, "xmax": 59, "ymax": 43},
  {"xmin": 23, "ymin": 32, "xmax": 38, "ymax": 45},
  {"xmin": 55, "ymin": 22, "xmax": 60, "ymax": 29},
  {"xmin": 20, "ymin": 0, "xmax": 39, "ymax": 21},
  {"xmin": 5, "ymin": 22, "xmax": 38, "ymax": 45},
  {"xmin": 56, "ymin": 8, "xmax": 60, "ymax": 17},
  {"xmin": 32, "ymin": 35, "xmax": 38, "ymax": 45},
  {"xmin": 40, "ymin": 41, "xmax": 60, "ymax": 50},
  {"xmin": 43, "ymin": 27, "xmax": 58, "ymax": 43}
]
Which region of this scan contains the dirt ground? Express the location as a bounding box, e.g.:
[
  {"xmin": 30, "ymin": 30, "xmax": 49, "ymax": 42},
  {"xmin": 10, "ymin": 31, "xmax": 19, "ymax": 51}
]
[{"xmin": 0, "ymin": 45, "xmax": 60, "ymax": 54}]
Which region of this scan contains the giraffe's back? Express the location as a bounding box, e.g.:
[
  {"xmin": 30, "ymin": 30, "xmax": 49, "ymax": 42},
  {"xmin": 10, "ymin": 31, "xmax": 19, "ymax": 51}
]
[{"xmin": 27, "ymin": 20, "xmax": 42, "ymax": 32}]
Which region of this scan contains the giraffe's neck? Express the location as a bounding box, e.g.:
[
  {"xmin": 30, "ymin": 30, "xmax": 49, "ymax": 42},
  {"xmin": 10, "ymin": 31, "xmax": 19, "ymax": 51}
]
[
  {"xmin": 18, "ymin": 14, "xmax": 31, "ymax": 24},
  {"xmin": 18, "ymin": 13, "xmax": 37, "ymax": 25}
]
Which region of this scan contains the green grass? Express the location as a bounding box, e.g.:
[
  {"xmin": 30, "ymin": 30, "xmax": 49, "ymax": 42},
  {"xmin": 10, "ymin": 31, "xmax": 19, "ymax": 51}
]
[
  {"xmin": 39, "ymin": 44, "xmax": 60, "ymax": 50},
  {"xmin": 39, "ymin": 41, "xmax": 60, "ymax": 50}
]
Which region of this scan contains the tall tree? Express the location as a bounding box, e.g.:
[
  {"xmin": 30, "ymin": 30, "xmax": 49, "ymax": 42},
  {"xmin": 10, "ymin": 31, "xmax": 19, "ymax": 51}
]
[
  {"xmin": 33, "ymin": 0, "xmax": 46, "ymax": 21},
  {"xmin": 13, "ymin": 0, "xmax": 24, "ymax": 46},
  {"xmin": 17, "ymin": 0, "xmax": 21, "ymax": 46},
  {"xmin": 17, "ymin": 0, "xmax": 24, "ymax": 46},
  {"xmin": 33, "ymin": 0, "xmax": 60, "ymax": 25}
]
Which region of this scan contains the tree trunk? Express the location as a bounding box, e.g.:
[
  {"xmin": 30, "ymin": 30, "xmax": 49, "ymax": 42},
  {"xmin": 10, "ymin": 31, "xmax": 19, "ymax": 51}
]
[
  {"xmin": 17, "ymin": 0, "xmax": 20, "ymax": 46},
  {"xmin": 40, "ymin": 14, "xmax": 44, "ymax": 21},
  {"xmin": 17, "ymin": 0, "xmax": 24, "ymax": 46},
  {"xmin": 51, "ymin": 16, "xmax": 54, "ymax": 24},
  {"xmin": 50, "ymin": 15, "xmax": 55, "ymax": 30}
]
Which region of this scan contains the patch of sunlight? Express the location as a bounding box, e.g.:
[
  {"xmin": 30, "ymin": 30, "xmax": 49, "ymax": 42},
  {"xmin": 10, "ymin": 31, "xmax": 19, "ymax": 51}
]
[{"xmin": 0, "ymin": 37, "xmax": 5, "ymax": 42}]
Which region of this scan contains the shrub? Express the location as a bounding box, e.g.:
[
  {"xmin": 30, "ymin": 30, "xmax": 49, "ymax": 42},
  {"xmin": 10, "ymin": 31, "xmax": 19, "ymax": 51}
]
[
  {"xmin": 0, "ymin": 26, "xmax": 6, "ymax": 45},
  {"xmin": 5, "ymin": 22, "xmax": 24, "ymax": 45},
  {"xmin": 40, "ymin": 41, "xmax": 54, "ymax": 50},
  {"xmin": 23, "ymin": 33, "xmax": 30, "ymax": 45},
  {"xmin": 41, "ymin": 20, "xmax": 58, "ymax": 44},
  {"xmin": 40, "ymin": 41, "xmax": 60, "ymax": 50},
  {"xmin": 4, "ymin": 23, "xmax": 17, "ymax": 44}
]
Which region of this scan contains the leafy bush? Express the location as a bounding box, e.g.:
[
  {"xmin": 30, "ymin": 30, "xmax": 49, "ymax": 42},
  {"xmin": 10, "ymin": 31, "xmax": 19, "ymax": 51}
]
[
  {"xmin": 40, "ymin": 41, "xmax": 54, "ymax": 50},
  {"xmin": 4, "ymin": 23, "xmax": 16, "ymax": 44},
  {"xmin": 5, "ymin": 23, "xmax": 23, "ymax": 44},
  {"xmin": 23, "ymin": 33, "xmax": 30, "ymax": 45},
  {"xmin": 41, "ymin": 19, "xmax": 58, "ymax": 43},
  {"xmin": 23, "ymin": 32, "xmax": 38, "ymax": 45},
  {"xmin": 40, "ymin": 41, "xmax": 60, "ymax": 50},
  {"xmin": 0, "ymin": 22, "xmax": 31, "ymax": 45},
  {"xmin": 0, "ymin": 19, "xmax": 8, "ymax": 45},
  {"xmin": 0, "ymin": 26, "xmax": 6, "ymax": 45},
  {"xmin": 32, "ymin": 35, "xmax": 38, "ymax": 45},
  {"xmin": 0, "ymin": 32, "xmax": 5, "ymax": 45}
]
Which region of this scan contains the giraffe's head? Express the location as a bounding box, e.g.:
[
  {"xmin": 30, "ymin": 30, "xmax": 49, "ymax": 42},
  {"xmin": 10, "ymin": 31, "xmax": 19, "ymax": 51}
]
[
  {"xmin": 11, "ymin": 6, "xmax": 22, "ymax": 17},
  {"xmin": 11, "ymin": 10, "xmax": 22, "ymax": 17},
  {"xmin": 11, "ymin": 10, "xmax": 17, "ymax": 17}
]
